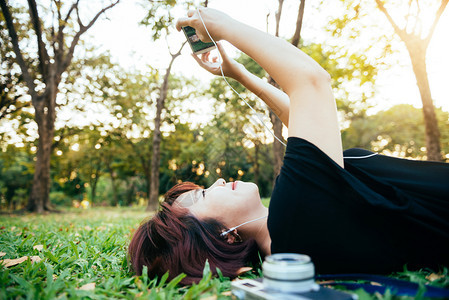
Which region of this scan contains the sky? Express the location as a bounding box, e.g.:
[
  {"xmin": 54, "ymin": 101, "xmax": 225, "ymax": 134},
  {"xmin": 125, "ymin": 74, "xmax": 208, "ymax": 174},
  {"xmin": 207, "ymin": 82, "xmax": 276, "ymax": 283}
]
[{"xmin": 87, "ymin": 0, "xmax": 449, "ymax": 115}]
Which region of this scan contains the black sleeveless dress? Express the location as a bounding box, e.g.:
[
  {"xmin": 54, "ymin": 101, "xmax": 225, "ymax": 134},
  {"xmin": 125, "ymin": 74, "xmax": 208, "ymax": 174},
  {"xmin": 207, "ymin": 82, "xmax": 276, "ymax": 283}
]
[{"xmin": 268, "ymin": 137, "xmax": 449, "ymax": 274}]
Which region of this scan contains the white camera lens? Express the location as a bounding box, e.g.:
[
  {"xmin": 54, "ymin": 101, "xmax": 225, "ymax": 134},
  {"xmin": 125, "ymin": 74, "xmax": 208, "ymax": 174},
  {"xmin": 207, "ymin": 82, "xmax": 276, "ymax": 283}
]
[{"xmin": 262, "ymin": 253, "xmax": 318, "ymax": 293}]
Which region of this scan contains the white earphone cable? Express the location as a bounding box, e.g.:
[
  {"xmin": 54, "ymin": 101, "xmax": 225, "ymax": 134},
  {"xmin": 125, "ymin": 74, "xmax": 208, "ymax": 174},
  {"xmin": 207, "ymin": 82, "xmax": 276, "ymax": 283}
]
[
  {"xmin": 196, "ymin": 10, "xmax": 287, "ymax": 147},
  {"xmin": 220, "ymin": 215, "xmax": 268, "ymax": 236},
  {"xmin": 343, "ymin": 153, "xmax": 378, "ymax": 159}
]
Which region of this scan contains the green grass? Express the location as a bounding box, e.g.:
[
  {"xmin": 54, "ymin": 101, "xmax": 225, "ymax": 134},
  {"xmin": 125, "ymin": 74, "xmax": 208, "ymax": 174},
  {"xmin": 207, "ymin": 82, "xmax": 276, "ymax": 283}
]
[{"xmin": 0, "ymin": 207, "xmax": 447, "ymax": 299}]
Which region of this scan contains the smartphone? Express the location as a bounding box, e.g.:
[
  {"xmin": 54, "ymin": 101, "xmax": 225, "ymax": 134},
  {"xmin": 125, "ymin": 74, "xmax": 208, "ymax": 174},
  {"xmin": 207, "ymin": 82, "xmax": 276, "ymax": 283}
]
[{"xmin": 182, "ymin": 26, "xmax": 216, "ymax": 54}]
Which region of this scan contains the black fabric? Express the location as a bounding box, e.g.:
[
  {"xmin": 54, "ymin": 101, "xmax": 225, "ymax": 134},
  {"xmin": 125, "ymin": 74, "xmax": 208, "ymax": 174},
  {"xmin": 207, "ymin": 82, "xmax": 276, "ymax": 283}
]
[{"xmin": 268, "ymin": 137, "xmax": 449, "ymax": 274}]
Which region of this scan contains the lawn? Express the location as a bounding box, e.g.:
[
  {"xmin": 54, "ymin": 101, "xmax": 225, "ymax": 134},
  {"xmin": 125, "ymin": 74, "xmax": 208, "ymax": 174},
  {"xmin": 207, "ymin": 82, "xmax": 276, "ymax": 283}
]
[{"xmin": 0, "ymin": 207, "xmax": 447, "ymax": 299}]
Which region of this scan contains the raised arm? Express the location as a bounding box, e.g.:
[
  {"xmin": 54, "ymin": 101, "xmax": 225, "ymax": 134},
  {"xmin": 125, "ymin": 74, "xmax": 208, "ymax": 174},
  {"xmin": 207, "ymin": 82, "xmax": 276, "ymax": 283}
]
[
  {"xmin": 176, "ymin": 8, "xmax": 343, "ymax": 167},
  {"xmin": 192, "ymin": 42, "xmax": 290, "ymax": 126}
]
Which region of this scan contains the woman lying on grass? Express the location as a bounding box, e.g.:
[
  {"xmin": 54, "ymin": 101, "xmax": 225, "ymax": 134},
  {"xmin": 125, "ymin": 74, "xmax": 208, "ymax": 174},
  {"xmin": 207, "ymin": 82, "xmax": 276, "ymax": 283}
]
[{"xmin": 128, "ymin": 8, "xmax": 449, "ymax": 285}]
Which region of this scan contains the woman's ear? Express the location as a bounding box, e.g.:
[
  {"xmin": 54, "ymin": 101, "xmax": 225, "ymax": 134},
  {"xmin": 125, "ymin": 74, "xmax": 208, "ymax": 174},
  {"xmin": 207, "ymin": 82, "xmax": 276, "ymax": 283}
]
[{"xmin": 225, "ymin": 229, "xmax": 242, "ymax": 244}]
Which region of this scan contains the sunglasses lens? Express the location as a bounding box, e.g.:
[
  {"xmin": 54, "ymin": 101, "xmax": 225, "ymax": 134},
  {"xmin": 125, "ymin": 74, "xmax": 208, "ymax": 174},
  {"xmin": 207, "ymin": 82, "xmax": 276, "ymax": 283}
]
[{"xmin": 175, "ymin": 190, "xmax": 200, "ymax": 207}]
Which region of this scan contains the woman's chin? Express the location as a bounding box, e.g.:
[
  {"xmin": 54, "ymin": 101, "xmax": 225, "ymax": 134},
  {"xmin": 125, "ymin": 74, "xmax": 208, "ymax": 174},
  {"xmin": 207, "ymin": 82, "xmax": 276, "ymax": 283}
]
[
  {"xmin": 237, "ymin": 181, "xmax": 259, "ymax": 193},
  {"xmin": 246, "ymin": 182, "xmax": 262, "ymax": 203}
]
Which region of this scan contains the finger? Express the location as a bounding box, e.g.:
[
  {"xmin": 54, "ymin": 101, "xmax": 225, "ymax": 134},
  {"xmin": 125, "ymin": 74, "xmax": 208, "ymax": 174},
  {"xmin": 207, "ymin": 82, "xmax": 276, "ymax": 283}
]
[
  {"xmin": 187, "ymin": 9, "xmax": 196, "ymax": 18},
  {"xmin": 216, "ymin": 41, "xmax": 227, "ymax": 57},
  {"xmin": 175, "ymin": 17, "xmax": 191, "ymax": 31},
  {"xmin": 192, "ymin": 53, "xmax": 204, "ymax": 65},
  {"xmin": 204, "ymin": 52, "xmax": 211, "ymax": 62}
]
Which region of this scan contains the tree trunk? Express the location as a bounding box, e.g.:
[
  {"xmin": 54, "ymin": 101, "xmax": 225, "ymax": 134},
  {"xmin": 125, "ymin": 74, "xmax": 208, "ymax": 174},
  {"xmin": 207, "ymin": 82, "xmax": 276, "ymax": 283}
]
[
  {"xmin": 268, "ymin": 0, "xmax": 286, "ymax": 179},
  {"xmin": 147, "ymin": 59, "xmax": 174, "ymax": 211},
  {"xmin": 268, "ymin": 75, "xmax": 284, "ymax": 178},
  {"xmin": 27, "ymin": 126, "xmax": 53, "ymax": 213},
  {"xmin": 254, "ymin": 141, "xmax": 260, "ymax": 187},
  {"xmin": 406, "ymin": 41, "xmax": 442, "ymax": 161},
  {"xmin": 267, "ymin": 0, "xmax": 305, "ymax": 178},
  {"xmin": 140, "ymin": 153, "xmax": 151, "ymax": 206},
  {"xmin": 269, "ymin": 110, "xmax": 284, "ymax": 176},
  {"xmin": 374, "ymin": 0, "xmax": 446, "ymax": 161},
  {"xmin": 1, "ymin": 0, "xmax": 119, "ymax": 212},
  {"xmin": 107, "ymin": 164, "xmax": 119, "ymax": 206},
  {"xmin": 291, "ymin": 0, "xmax": 305, "ymax": 47},
  {"xmin": 6, "ymin": 188, "xmax": 15, "ymax": 211},
  {"xmin": 147, "ymin": 44, "xmax": 184, "ymax": 212},
  {"xmin": 147, "ymin": 98, "xmax": 164, "ymax": 211},
  {"xmin": 27, "ymin": 86, "xmax": 57, "ymax": 213},
  {"xmin": 90, "ymin": 167, "xmax": 100, "ymax": 203}
]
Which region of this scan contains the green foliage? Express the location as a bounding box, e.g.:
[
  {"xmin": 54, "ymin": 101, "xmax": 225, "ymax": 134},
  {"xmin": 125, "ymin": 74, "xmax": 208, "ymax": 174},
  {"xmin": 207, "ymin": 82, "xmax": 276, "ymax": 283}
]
[
  {"xmin": 203, "ymin": 53, "xmax": 275, "ymax": 195},
  {"xmin": 326, "ymin": 0, "xmax": 397, "ymax": 62},
  {"xmin": 301, "ymin": 41, "xmax": 378, "ymax": 120},
  {"xmin": 1, "ymin": 208, "xmax": 447, "ymax": 299},
  {"xmin": 0, "ymin": 3, "xmax": 34, "ymax": 120},
  {"xmin": 0, "ymin": 145, "xmax": 34, "ymax": 210},
  {"xmin": 139, "ymin": 0, "xmax": 200, "ymax": 41},
  {"xmin": 0, "ymin": 208, "xmax": 234, "ymax": 299},
  {"xmin": 1, "ymin": 0, "xmax": 447, "ymax": 211},
  {"xmin": 49, "ymin": 191, "xmax": 73, "ymax": 207},
  {"xmin": 342, "ymin": 104, "xmax": 449, "ymax": 160}
]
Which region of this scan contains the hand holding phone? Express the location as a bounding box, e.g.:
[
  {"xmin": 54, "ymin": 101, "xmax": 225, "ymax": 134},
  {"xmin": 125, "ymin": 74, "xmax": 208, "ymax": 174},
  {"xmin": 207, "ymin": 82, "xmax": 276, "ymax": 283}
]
[{"xmin": 182, "ymin": 26, "xmax": 216, "ymax": 54}]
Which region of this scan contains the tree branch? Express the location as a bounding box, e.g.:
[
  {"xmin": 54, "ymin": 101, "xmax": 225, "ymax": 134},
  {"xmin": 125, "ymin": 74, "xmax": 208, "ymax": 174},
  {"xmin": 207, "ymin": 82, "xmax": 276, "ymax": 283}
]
[
  {"xmin": 424, "ymin": 0, "xmax": 448, "ymax": 45},
  {"xmin": 75, "ymin": 3, "xmax": 85, "ymax": 30},
  {"xmin": 27, "ymin": 0, "xmax": 50, "ymax": 81},
  {"xmin": 0, "ymin": 0, "xmax": 37, "ymax": 99},
  {"xmin": 168, "ymin": 40, "xmax": 186, "ymax": 58},
  {"xmin": 414, "ymin": 0, "xmax": 422, "ymax": 36},
  {"xmin": 0, "ymin": 94, "xmax": 29, "ymax": 120},
  {"xmin": 274, "ymin": 0, "xmax": 284, "ymax": 36},
  {"xmin": 60, "ymin": 0, "xmax": 120, "ymax": 74},
  {"xmin": 50, "ymin": 0, "xmax": 56, "ymax": 49},
  {"xmin": 57, "ymin": 0, "xmax": 78, "ymax": 55},
  {"xmin": 291, "ymin": 0, "xmax": 305, "ymax": 47},
  {"xmin": 63, "ymin": 1, "xmax": 77, "ymax": 24},
  {"xmin": 375, "ymin": 0, "xmax": 408, "ymax": 41},
  {"xmin": 405, "ymin": 0, "xmax": 412, "ymax": 33},
  {"xmin": 51, "ymin": 126, "xmax": 82, "ymax": 150}
]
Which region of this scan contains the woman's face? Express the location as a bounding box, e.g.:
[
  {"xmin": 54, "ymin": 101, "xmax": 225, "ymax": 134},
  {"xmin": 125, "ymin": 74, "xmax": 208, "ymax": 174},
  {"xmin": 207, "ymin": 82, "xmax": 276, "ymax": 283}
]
[{"xmin": 175, "ymin": 178, "xmax": 263, "ymax": 229}]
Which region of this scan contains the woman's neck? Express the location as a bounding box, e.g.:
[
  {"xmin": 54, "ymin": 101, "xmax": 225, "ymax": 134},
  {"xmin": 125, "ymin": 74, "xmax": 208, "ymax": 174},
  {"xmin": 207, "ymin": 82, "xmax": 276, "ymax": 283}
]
[
  {"xmin": 239, "ymin": 207, "xmax": 271, "ymax": 256},
  {"xmin": 255, "ymin": 216, "xmax": 271, "ymax": 256}
]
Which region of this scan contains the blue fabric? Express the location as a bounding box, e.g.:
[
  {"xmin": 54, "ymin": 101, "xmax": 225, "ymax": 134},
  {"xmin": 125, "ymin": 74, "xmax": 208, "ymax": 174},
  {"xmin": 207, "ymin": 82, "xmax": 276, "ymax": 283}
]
[{"xmin": 316, "ymin": 274, "xmax": 449, "ymax": 298}]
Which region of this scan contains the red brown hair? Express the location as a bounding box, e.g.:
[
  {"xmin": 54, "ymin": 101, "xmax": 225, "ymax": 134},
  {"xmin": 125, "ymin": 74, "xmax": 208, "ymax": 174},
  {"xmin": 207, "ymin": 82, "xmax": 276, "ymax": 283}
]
[{"xmin": 128, "ymin": 182, "xmax": 259, "ymax": 284}]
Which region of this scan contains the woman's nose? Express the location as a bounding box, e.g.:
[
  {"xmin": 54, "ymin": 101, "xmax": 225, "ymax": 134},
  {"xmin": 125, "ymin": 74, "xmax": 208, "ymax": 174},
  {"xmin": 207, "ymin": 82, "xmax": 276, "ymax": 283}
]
[
  {"xmin": 216, "ymin": 178, "xmax": 226, "ymax": 186},
  {"xmin": 208, "ymin": 178, "xmax": 226, "ymax": 190}
]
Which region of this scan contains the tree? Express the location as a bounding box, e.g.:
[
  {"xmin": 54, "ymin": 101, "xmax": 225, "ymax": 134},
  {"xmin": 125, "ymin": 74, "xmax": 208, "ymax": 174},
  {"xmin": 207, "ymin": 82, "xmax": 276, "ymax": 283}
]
[
  {"xmin": 0, "ymin": 0, "xmax": 119, "ymax": 212},
  {"xmin": 76, "ymin": 127, "xmax": 105, "ymax": 204},
  {"xmin": 374, "ymin": 0, "xmax": 447, "ymax": 161},
  {"xmin": 0, "ymin": 4, "xmax": 30, "ymax": 120},
  {"xmin": 266, "ymin": 0, "xmax": 306, "ymax": 178},
  {"xmin": 342, "ymin": 104, "xmax": 449, "ymax": 159},
  {"xmin": 141, "ymin": 0, "xmax": 205, "ymax": 211},
  {"xmin": 331, "ymin": 0, "xmax": 447, "ymax": 161},
  {"xmin": 207, "ymin": 53, "xmax": 275, "ymax": 194},
  {"xmin": 147, "ymin": 43, "xmax": 185, "ymax": 211},
  {"xmin": 106, "ymin": 69, "xmax": 157, "ymax": 206}
]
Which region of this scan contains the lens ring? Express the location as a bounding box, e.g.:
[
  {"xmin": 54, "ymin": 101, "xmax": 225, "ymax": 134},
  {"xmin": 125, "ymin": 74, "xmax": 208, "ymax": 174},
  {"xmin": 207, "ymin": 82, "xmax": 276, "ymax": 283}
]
[
  {"xmin": 265, "ymin": 253, "xmax": 311, "ymax": 265},
  {"xmin": 262, "ymin": 253, "xmax": 315, "ymax": 293}
]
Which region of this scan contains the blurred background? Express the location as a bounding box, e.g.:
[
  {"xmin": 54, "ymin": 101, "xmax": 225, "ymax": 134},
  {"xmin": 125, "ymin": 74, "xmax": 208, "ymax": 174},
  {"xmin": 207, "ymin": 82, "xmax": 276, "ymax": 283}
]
[{"xmin": 1, "ymin": 0, "xmax": 448, "ymax": 212}]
